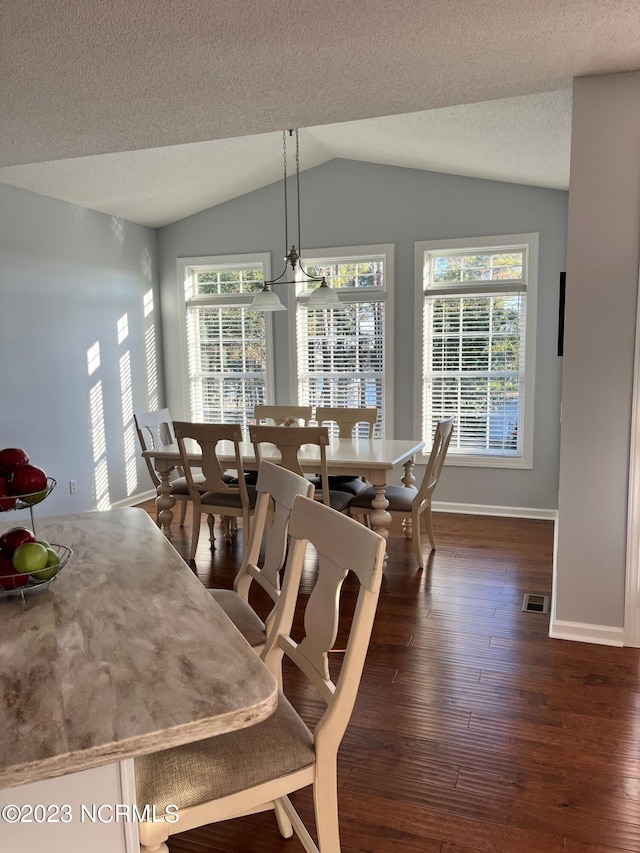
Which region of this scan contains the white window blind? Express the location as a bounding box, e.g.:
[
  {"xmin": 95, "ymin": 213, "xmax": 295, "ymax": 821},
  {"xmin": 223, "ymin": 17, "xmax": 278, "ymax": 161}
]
[
  {"xmin": 183, "ymin": 259, "xmax": 271, "ymax": 428},
  {"xmin": 420, "ymin": 236, "xmax": 536, "ymax": 466},
  {"xmin": 296, "ymin": 250, "xmax": 391, "ymax": 438}
]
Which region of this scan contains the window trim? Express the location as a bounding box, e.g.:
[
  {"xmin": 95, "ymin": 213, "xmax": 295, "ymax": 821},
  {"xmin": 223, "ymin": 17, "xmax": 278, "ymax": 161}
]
[
  {"xmin": 176, "ymin": 253, "xmax": 275, "ymax": 422},
  {"xmin": 414, "ymin": 234, "xmax": 538, "ymax": 469},
  {"xmin": 289, "ymin": 243, "xmax": 395, "ymax": 438}
]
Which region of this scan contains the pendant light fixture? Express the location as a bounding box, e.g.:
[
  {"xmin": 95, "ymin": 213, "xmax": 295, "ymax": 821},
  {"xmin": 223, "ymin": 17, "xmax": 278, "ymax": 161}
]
[{"xmin": 246, "ymin": 129, "xmax": 339, "ymax": 312}]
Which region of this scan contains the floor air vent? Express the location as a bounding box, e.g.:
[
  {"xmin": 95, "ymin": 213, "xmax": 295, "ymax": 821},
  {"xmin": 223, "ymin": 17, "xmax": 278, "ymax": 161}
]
[{"xmin": 522, "ymin": 593, "xmax": 549, "ymax": 614}]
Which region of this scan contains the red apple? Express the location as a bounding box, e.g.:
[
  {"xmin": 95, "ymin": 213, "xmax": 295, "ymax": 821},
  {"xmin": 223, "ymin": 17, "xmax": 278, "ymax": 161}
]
[
  {"xmin": 8, "ymin": 464, "xmax": 48, "ymax": 499},
  {"xmin": 0, "ymin": 526, "xmax": 36, "ymax": 557},
  {"xmin": 0, "ymin": 448, "xmax": 29, "ymax": 475},
  {"xmin": 0, "ymin": 555, "xmax": 29, "ymax": 590},
  {"xmin": 0, "ymin": 476, "xmax": 16, "ymax": 511}
]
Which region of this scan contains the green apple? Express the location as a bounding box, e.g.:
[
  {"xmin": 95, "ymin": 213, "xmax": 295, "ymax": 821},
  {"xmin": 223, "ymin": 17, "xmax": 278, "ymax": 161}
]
[
  {"xmin": 22, "ymin": 489, "xmax": 48, "ymax": 506},
  {"xmin": 36, "ymin": 539, "xmax": 50, "ymax": 548},
  {"xmin": 30, "ymin": 548, "xmax": 61, "ymax": 582},
  {"xmin": 12, "ymin": 542, "xmax": 48, "ymax": 574}
]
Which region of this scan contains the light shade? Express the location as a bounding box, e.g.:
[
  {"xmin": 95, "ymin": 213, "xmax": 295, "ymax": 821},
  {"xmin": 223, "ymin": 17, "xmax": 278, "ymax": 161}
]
[
  {"xmin": 246, "ymin": 286, "xmax": 286, "ymax": 312},
  {"xmin": 307, "ymin": 281, "xmax": 340, "ymax": 308}
]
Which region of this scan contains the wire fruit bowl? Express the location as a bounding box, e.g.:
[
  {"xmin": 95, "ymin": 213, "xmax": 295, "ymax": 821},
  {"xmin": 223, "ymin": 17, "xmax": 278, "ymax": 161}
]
[
  {"xmin": 5, "ymin": 477, "xmax": 57, "ymax": 511},
  {"xmin": 0, "ymin": 543, "xmax": 72, "ymax": 602},
  {"xmin": 0, "ymin": 477, "xmax": 57, "ymax": 538}
]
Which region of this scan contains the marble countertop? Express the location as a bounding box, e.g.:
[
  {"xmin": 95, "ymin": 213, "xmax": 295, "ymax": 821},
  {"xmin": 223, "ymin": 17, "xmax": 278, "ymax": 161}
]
[{"xmin": 0, "ymin": 507, "xmax": 277, "ymax": 789}]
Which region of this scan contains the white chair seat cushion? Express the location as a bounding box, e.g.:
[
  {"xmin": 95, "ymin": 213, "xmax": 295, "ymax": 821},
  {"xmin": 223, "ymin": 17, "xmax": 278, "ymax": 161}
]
[
  {"xmin": 208, "ymin": 589, "xmax": 266, "ymax": 648},
  {"xmin": 135, "ymin": 690, "xmax": 315, "ymax": 812},
  {"xmin": 350, "ymin": 484, "xmax": 419, "ymax": 512}
]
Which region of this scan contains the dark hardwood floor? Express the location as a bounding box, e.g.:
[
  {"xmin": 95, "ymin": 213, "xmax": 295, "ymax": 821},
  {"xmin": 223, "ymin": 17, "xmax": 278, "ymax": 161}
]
[{"xmin": 137, "ymin": 499, "xmax": 640, "ymax": 853}]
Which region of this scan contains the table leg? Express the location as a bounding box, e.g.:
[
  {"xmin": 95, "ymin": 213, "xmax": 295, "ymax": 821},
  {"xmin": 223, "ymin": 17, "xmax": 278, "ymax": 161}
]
[
  {"xmin": 155, "ymin": 467, "xmax": 176, "ymax": 540},
  {"xmin": 401, "ymin": 456, "xmax": 416, "ymax": 539},
  {"xmin": 369, "ymin": 483, "xmax": 391, "ymax": 569},
  {"xmin": 401, "ymin": 456, "xmax": 417, "ymax": 489}
]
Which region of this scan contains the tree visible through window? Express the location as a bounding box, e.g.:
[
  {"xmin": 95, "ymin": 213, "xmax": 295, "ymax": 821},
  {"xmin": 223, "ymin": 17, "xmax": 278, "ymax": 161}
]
[
  {"xmin": 296, "ymin": 247, "xmax": 392, "ymax": 438},
  {"xmin": 419, "ymin": 235, "xmax": 537, "ymax": 467},
  {"xmin": 182, "ymin": 257, "xmax": 273, "ymax": 428}
]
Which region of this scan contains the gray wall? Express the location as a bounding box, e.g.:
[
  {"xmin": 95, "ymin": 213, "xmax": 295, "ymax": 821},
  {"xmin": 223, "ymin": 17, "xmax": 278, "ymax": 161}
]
[
  {"xmin": 159, "ymin": 159, "xmax": 567, "ymax": 511},
  {"xmin": 556, "ymin": 71, "xmax": 640, "ymax": 630},
  {"xmin": 0, "ymin": 184, "xmax": 162, "ymax": 518}
]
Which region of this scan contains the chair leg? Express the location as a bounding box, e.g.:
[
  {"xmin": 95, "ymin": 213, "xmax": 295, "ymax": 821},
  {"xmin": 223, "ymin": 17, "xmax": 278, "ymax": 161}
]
[
  {"xmin": 189, "ymin": 508, "xmax": 201, "ymax": 561},
  {"xmin": 402, "ymin": 514, "xmax": 412, "ymax": 539},
  {"xmin": 411, "ymin": 506, "xmax": 423, "ymax": 569},
  {"xmin": 424, "ymin": 502, "xmax": 436, "ymax": 550},
  {"xmin": 139, "ymin": 818, "xmax": 170, "ymax": 852},
  {"xmin": 279, "ymin": 795, "xmax": 320, "ymax": 853},
  {"xmin": 273, "ymin": 798, "xmax": 294, "ymax": 839},
  {"xmin": 222, "ymin": 515, "xmax": 234, "ymax": 543},
  {"xmin": 140, "ymin": 843, "xmax": 169, "ymax": 853},
  {"xmin": 313, "ymin": 763, "xmax": 341, "ymax": 852},
  {"xmin": 207, "ymin": 514, "xmax": 215, "ymax": 548},
  {"xmin": 179, "ymin": 499, "xmax": 187, "ymax": 527}
]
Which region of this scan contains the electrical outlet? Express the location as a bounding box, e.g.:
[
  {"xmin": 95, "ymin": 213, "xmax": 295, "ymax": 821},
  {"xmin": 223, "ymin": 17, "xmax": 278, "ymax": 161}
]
[{"xmin": 69, "ymin": 480, "xmax": 77, "ymax": 495}]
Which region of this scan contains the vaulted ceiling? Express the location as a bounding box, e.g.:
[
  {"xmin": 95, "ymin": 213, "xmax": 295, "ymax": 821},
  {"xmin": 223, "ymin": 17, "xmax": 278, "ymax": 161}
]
[{"xmin": 2, "ymin": 1, "xmax": 639, "ymax": 227}]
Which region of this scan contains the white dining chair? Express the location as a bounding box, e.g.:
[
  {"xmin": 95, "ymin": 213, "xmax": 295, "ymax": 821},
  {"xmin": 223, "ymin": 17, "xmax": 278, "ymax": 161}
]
[
  {"xmin": 135, "ymin": 495, "xmax": 386, "ymax": 853},
  {"xmin": 249, "ymin": 424, "xmax": 352, "ymax": 512},
  {"xmin": 238, "ymin": 405, "xmax": 315, "ymax": 487},
  {"xmin": 315, "ymin": 405, "xmax": 378, "ymax": 439},
  {"xmin": 349, "ymin": 416, "xmax": 455, "ymax": 567},
  {"xmin": 173, "ymin": 421, "xmax": 256, "ymax": 561},
  {"xmin": 253, "ymin": 404, "xmax": 313, "ymax": 426},
  {"xmin": 315, "ymin": 406, "xmax": 378, "ymax": 495},
  {"xmin": 209, "ymin": 460, "xmax": 314, "ymax": 671},
  {"xmin": 134, "ymin": 408, "xmax": 200, "ymax": 528}
]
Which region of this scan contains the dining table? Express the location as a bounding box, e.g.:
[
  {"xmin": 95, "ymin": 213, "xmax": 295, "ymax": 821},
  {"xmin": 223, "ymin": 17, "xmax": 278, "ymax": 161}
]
[
  {"xmin": 142, "ymin": 435, "xmax": 425, "ymax": 555},
  {"xmin": 0, "ymin": 507, "xmax": 277, "ymax": 853}
]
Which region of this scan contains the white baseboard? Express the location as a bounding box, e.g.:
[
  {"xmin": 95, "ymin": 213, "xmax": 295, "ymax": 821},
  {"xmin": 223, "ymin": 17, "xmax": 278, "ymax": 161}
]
[
  {"xmin": 432, "ymin": 500, "xmax": 557, "ymax": 521},
  {"xmin": 110, "ymin": 488, "xmax": 157, "ymax": 509},
  {"xmin": 549, "ymin": 510, "xmax": 626, "ymax": 647},
  {"xmin": 549, "ymin": 619, "xmax": 624, "ymax": 647},
  {"xmin": 112, "ymin": 495, "xmax": 557, "ymax": 521}
]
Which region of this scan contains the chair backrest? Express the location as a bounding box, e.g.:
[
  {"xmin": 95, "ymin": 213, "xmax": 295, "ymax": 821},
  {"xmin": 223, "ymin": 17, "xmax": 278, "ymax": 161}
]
[
  {"xmin": 249, "ymin": 424, "xmax": 331, "ymax": 506},
  {"xmin": 134, "ymin": 408, "xmax": 176, "ymax": 488},
  {"xmin": 315, "ymin": 406, "xmax": 378, "ymax": 439},
  {"xmin": 253, "ymin": 405, "xmax": 313, "ymax": 426},
  {"xmin": 173, "ymin": 421, "xmax": 249, "ymax": 503},
  {"xmin": 417, "ymin": 416, "xmax": 455, "ymax": 501},
  {"xmin": 262, "ymin": 495, "xmax": 385, "ymax": 750},
  {"xmin": 234, "ymin": 460, "xmax": 315, "ymax": 638}
]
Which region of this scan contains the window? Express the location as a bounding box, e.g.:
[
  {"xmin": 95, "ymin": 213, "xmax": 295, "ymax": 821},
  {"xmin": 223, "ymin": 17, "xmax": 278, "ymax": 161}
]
[
  {"xmin": 295, "ymin": 245, "xmax": 393, "ymax": 438},
  {"xmin": 178, "ymin": 254, "xmax": 274, "ymax": 428},
  {"xmin": 416, "ymin": 234, "xmax": 537, "ymax": 467}
]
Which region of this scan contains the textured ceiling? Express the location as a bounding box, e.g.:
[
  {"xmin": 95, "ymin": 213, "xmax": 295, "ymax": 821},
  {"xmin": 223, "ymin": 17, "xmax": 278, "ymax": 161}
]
[{"xmin": 1, "ymin": 1, "xmax": 639, "ymax": 226}]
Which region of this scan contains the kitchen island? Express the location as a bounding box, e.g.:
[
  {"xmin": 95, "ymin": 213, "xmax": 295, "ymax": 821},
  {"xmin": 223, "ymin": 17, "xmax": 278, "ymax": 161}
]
[{"xmin": 0, "ymin": 507, "xmax": 277, "ymax": 852}]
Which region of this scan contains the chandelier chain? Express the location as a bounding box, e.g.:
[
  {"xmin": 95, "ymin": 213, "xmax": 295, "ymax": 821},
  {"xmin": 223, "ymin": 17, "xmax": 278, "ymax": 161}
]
[
  {"xmin": 282, "ymin": 131, "xmax": 289, "ymax": 264},
  {"xmin": 248, "ymin": 127, "xmax": 337, "ymax": 309},
  {"xmin": 295, "ymin": 129, "xmax": 301, "ymax": 258}
]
